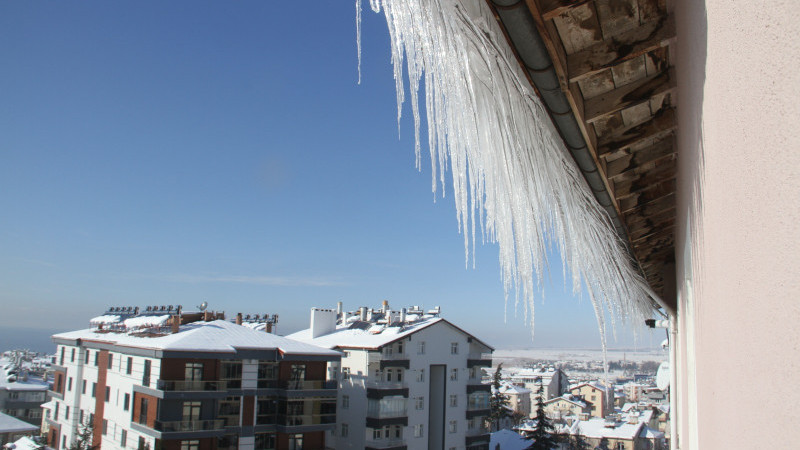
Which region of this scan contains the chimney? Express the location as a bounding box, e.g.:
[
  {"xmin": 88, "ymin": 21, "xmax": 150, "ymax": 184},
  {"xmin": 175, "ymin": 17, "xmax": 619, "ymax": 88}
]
[
  {"xmin": 385, "ymin": 309, "xmax": 392, "ymax": 325},
  {"xmin": 236, "ymin": 313, "xmax": 243, "ymax": 325},
  {"xmin": 400, "ymin": 308, "xmax": 407, "ymax": 323},
  {"xmin": 337, "ymin": 301, "xmax": 343, "ymax": 315},
  {"xmin": 266, "ymin": 322, "xmax": 273, "ymax": 333},
  {"xmin": 310, "ymin": 308, "xmax": 337, "ymax": 339},
  {"xmin": 171, "ymin": 315, "xmax": 180, "ymax": 334},
  {"xmin": 359, "ymin": 307, "xmax": 367, "ymax": 321}
]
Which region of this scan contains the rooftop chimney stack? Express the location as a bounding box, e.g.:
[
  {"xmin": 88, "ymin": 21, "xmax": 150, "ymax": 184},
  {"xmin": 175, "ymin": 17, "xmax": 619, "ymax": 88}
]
[
  {"xmin": 400, "ymin": 308, "xmax": 407, "ymax": 324},
  {"xmin": 171, "ymin": 315, "xmax": 180, "ymax": 334},
  {"xmin": 310, "ymin": 308, "xmax": 337, "ymax": 339},
  {"xmin": 236, "ymin": 313, "xmax": 243, "ymax": 325},
  {"xmin": 359, "ymin": 307, "xmax": 367, "ymax": 321}
]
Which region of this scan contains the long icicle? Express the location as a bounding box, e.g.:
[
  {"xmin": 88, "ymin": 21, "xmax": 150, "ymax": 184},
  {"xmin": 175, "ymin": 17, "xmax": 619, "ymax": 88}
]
[{"xmin": 358, "ymin": 0, "xmax": 655, "ymax": 345}]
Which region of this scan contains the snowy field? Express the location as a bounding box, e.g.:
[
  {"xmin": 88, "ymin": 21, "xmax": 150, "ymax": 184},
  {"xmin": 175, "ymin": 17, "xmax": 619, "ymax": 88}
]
[{"xmin": 493, "ymin": 347, "xmax": 667, "ymax": 364}]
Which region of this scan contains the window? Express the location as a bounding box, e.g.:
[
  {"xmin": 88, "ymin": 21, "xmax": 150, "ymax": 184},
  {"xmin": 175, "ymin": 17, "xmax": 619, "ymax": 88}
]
[
  {"xmin": 418, "ymin": 341, "xmax": 425, "ymax": 355},
  {"xmin": 373, "ymin": 428, "xmax": 382, "ymax": 440},
  {"xmin": 450, "ymin": 368, "xmax": 458, "ymax": 381},
  {"xmin": 85, "ymin": 350, "xmax": 90, "ymax": 364},
  {"xmin": 254, "ymin": 433, "xmax": 275, "ymax": 450},
  {"xmin": 450, "ymin": 395, "xmax": 457, "ymax": 407},
  {"xmin": 126, "ymin": 357, "xmax": 133, "ymax": 375},
  {"xmin": 102, "ymin": 419, "xmax": 108, "ymax": 435},
  {"xmin": 615, "ymin": 443, "xmax": 625, "ymax": 450},
  {"xmin": 143, "ymin": 360, "xmax": 151, "ymax": 387},
  {"xmin": 60, "ymin": 347, "xmax": 65, "ymax": 365},
  {"xmin": 120, "ymin": 429, "xmax": 127, "ymax": 447},
  {"xmin": 79, "ymin": 410, "xmax": 84, "ymax": 423},
  {"xmin": 342, "ymin": 368, "xmax": 350, "ymax": 380},
  {"xmin": 108, "ymin": 353, "xmax": 114, "ymax": 369},
  {"xmin": 124, "ymin": 393, "xmax": 130, "ymax": 411},
  {"xmin": 82, "ymin": 380, "xmax": 87, "ymax": 394},
  {"xmin": 62, "ymin": 436, "xmax": 66, "ymax": 450},
  {"xmin": 53, "ymin": 402, "xmax": 59, "ymax": 419},
  {"xmin": 396, "ymin": 370, "xmax": 403, "ymax": 382},
  {"xmin": 180, "ymin": 440, "xmax": 199, "ymax": 450},
  {"xmin": 414, "ymin": 424, "xmax": 424, "ymax": 437},
  {"xmin": 415, "ymin": 397, "xmax": 424, "ymax": 410},
  {"xmin": 71, "ymin": 348, "xmax": 75, "ymax": 363},
  {"xmin": 68, "ymin": 377, "xmax": 73, "ymax": 391},
  {"xmin": 289, "ymin": 364, "xmax": 306, "ymax": 389},
  {"xmin": 65, "ymin": 406, "xmax": 70, "ymax": 420},
  {"xmin": 92, "ymin": 382, "xmax": 97, "ymax": 398},
  {"xmin": 468, "ymin": 418, "xmax": 475, "ymax": 430},
  {"xmin": 417, "ymin": 369, "xmax": 425, "ymax": 382},
  {"xmin": 449, "ymin": 420, "xmax": 457, "ymax": 433},
  {"xmin": 139, "ymin": 398, "xmax": 149, "ymax": 425},
  {"xmin": 185, "ymin": 363, "xmax": 203, "ymax": 381},
  {"xmin": 384, "ymin": 346, "xmax": 393, "ymax": 356},
  {"xmin": 182, "ymin": 401, "xmax": 201, "ymax": 421},
  {"xmin": 397, "ymin": 342, "xmax": 404, "ymax": 354},
  {"xmin": 138, "ymin": 437, "xmax": 146, "ymax": 450},
  {"xmin": 342, "ymin": 395, "xmax": 349, "ymax": 409},
  {"xmin": 386, "ymin": 368, "xmax": 393, "ymax": 382},
  {"xmin": 451, "ymin": 342, "xmax": 458, "ymax": 354},
  {"xmin": 105, "ymin": 386, "xmax": 110, "ymax": 402},
  {"xmin": 341, "ymin": 423, "xmax": 349, "ymax": 437},
  {"xmin": 288, "ymin": 434, "xmax": 303, "ymax": 450},
  {"xmin": 94, "ymin": 351, "xmax": 99, "ymax": 367}
]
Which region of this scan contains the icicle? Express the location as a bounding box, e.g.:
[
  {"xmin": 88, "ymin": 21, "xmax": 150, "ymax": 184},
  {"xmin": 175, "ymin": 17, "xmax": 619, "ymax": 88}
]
[
  {"xmin": 362, "ymin": 0, "xmax": 656, "ymax": 342},
  {"xmin": 356, "ymin": 0, "xmax": 363, "ymax": 84}
]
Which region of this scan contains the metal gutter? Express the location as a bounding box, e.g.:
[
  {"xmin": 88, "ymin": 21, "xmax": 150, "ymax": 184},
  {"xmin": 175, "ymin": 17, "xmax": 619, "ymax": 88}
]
[{"xmin": 488, "ymin": 0, "xmax": 628, "ymax": 239}]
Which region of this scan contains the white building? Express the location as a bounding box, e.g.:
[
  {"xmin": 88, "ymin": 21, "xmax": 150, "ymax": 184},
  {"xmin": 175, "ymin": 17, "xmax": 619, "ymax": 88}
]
[
  {"xmin": 287, "ymin": 302, "xmax": 494, "ymax": 450},
  {"xmin": 44, "ymin": 306, "xmax": 340, "ymax": 450},
  {"xmin": 509, "ymin": 367, "xmax": 569, "ymax": 406}
]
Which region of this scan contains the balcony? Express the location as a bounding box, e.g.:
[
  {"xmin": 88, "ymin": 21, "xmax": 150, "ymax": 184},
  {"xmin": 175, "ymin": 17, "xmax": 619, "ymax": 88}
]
[
  {"xmin": 365, "ymin": 437, "xmax": 407, "ymax": 450},
  {"xmin": 153, "ymin": 419, "xmax": 225, "ymax": 432},
  {"xmin": 157, "ymin": 380, "xmax": 228, "ymax": 391},
  {"xmin": 366, "ymin": 397, "xmax": 408, "ymax": 427},
  {"xmin": 277, "ymin": 413, "xmax": 336, "ymax": 427},
  {"xmin": 466, "ymin": 383, "xmax": 491, "ymax": 394},
  {"xmin": 467, "ymin": 352, "xmax": 492, "ymax": 368},
  {"xmin": 366, "ymin": 380, "xmax": 409, "ymax": 399}
]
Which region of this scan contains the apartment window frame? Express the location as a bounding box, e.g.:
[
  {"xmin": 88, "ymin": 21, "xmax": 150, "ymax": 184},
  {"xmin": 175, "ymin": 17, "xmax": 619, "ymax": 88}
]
[
  {"xmin": 342, "ymin": 367, "xmax": 350, "ymax": 380},
  {"xmin": 417, "ymin": 369, "xmax": 425, "ymax": 383},
  {"xmin": 414, "ymin": 424, "xmax": 424, "ymax": 437},
  {"xmin": 124, "ymin": 393, "xmax": 130, "ymax": 411},
  {"xmin": 415, "ymin": 397, "xmax": 424, "ymax": 410},
  {"xmin": 68, "ymin": 377, "xmax": 73, "ymax": 392},
  {"xmin": 105, "ymin": 386, "xmax": 110, "ymax": 402},
  {"xmin": 85, "ymin": 350, "xmax": 90, "ymax": 364},
  {"xmin": 418, "ymin": 341, "xmax": 425, "ymax": 355},
  {"xmin": 450, "ymin": 368, "xmax": 458, "ymax": 381},
  {"xmin": 342, "ymin": 395, "xmax": 349, "ymax": 409},
  {"xmin": 108, "ymin": 353, "xmax": 114, "ymax": 370},
  {"xmin": 449, "ymin": 394, "xmax": 457, "ymax": 407},
  {"xmin": 120, "ymin": 429, "xmax": 127, "ymax": 447},
  {"xmin": 102, "ymin": 419, "xmax": 108, "ymax": 436},
  {"xmin": 180, "ymin": 440, "xmax": 199, "ymax": 450},
  {"xmin": 82, "ymin": 380, "xmax": 87, "ymax": 395},
  {"xmin": 71, "ymin": 348, "xmax": 75, "ymax": 363},
  {"xmin": 449, "ymin": 420, "xmax": 457, "ymax": 433},
  {"xmin": 126, "ymin": 357, "xmax": 133, "ymax": 375},
  {"xmin": 92, "ymin": 382, "xmax": 97, "ymax": 398},
  {"xmin": 94, "ymin": 351, "xmax": 99, "ymax": 367},
  {"xmin": 142, "ymin": 359, "xmax": 151, "ymax": 387},
  {"xmin": 341, "ymin": 423, "xmax": 349, "ymax": 437},
  {"xmin": 451, "ymin": 342, "xmax": 458, "ymax": 354}
]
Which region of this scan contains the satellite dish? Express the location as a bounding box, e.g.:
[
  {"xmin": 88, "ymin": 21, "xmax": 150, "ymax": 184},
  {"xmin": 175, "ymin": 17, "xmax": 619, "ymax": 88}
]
[
  {"xmin": 198, "ymin": 301, "xmax": 208, "ymax": 311},
  {"xmin": 656, "ymin": 361, "xmax": 670, "ymax": 391}
]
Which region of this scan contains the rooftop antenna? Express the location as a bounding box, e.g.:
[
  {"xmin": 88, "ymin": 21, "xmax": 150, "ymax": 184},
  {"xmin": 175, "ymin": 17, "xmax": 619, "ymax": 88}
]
[{"xmin": 198, "ymin": 301, "xmax": 208, "ymax": 311}]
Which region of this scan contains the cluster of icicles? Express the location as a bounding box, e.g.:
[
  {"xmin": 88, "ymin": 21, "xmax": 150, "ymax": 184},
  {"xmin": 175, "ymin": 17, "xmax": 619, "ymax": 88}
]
[{"xmin": 357, "ymin": 0, "xmax": 658, "ymax": 349}]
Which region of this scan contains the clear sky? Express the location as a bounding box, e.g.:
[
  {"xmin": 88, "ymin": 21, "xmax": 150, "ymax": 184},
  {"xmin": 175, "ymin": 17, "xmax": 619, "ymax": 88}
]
[{"xmin": 0, "ymin": 1, "xmax": 659, "ymax": 350}]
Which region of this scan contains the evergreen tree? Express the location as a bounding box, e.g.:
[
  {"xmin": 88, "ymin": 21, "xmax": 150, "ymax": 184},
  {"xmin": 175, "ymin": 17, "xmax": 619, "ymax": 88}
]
[
  {"xmin": 526, "ymin": 378, "xmax": 558, "ymax": 450},
  {"xmin": 488, "ymin": 364, "xmax": 510, "ymax": 431},
  {"xmin": 69, "ymin": 417, "xmax": 96, "ymax": 450}
]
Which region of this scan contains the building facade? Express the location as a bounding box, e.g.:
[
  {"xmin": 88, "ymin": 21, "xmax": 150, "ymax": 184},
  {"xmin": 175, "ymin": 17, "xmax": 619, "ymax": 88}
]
[
  {"xmin": 45, "ymin": 307, "xmax": 340, "ymax": 450},
  {"xmin": 287, "ymin": 303, "xmax": 494, "ymax": 450}
]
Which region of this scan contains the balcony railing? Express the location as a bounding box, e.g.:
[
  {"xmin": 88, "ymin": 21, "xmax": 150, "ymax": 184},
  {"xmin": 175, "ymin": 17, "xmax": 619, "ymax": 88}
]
[
  {"xmin": 276, "ymin": 413, "xmax": 336, "ymax": 426},
  {"xmin": 467, "ymin": 352, "xmax": 492, "ymax": 368},
  {"xmin": 365, "ymin": 437, "xmax": 406, "ymax": 449},
  {"xmin": 154, "ymin": 419, "xmax": 225, "ymax": 432},
  {"xmin": 366, "ymin": 380, "xmax": 407, "ymax": 390},
  {"xmin": 157, "ymin": 380, "xmax": 228, "ymax": 391},
  {"xmin": 280, "ymin": 380, "xmax": 337, "ymax": 390}
]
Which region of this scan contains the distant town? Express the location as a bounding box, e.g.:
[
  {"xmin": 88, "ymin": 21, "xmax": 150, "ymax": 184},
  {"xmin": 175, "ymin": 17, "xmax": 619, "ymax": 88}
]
[{"xmin": 1, "ymin": 302, "xmax": 669, "ymax": 450}]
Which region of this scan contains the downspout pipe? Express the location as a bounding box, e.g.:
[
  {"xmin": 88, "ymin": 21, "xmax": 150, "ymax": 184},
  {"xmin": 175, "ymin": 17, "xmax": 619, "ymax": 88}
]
[{"xmin": 489, "ymin": 0, "xmax": 627, "ymax": 240}]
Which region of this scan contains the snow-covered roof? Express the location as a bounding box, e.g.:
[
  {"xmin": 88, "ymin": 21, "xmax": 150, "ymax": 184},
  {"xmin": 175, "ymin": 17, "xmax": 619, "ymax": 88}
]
[
  {"xmin": 53, "ymin": 320, "xmax": 339, "ymax": 357},
  {"xmin": 0, "ymin": 360, "xmax": 49, "ymax": 392},
  {"xmin": 498, "ymin": 382, "xmax": 532, "ymax": 395},
  {"xmin": 122, "ymin": 315, "xmax": 170, "ymax": 329},
  {"xmin": 640, "ymin": 426, "xmax": 665, "ymax": 439},
  {"xmin": 572, "ymin": 418, "xmax": 645, "ymax": 440},
  {"xmin": 3, "ymin": 436, "xmax": 48, "ymax": 450},
  {"xmin": 0, "ymin": 412, "xmax": 38, "ymax": 434},
  {"xmin": 545, "ymin": 395, "xmax": 587, "ymax": 409},
  {"xmin": 288, "ymin": 316, "xmax": 484, "ymax": 350},
  {"xmin": 89, "ymin": 315, "xmax": 121, "ymax": 326},
  {"xmin": 571, "ymin": 381, "xmax": 611, "ymax": 393},
  {"xmin": 489, "ymin": 429, "xmax": 530, "ymax": 450}
]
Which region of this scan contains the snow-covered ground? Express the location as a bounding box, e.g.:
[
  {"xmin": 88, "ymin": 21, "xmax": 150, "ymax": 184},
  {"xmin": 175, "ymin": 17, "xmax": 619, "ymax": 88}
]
[{"xmin": 493, "ymin": 347, "xmax": 666, "ymax": 363}]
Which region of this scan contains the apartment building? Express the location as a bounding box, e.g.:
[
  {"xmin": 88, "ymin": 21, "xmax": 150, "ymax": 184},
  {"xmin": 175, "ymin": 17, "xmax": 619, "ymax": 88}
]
[
  {"xmin": 287, "ymin": 302, "xmax": 494, "ymax": 450},
  {"xmin": 0, "ymin": 360, "xmax": 49, "ymax": 427},
  {"xmin": 508, "ymin": 367, "xmax": 569, "ymax": 404},
  {"xmin": 569, "ymin": 382, "xmax": 612, "ymax": 419},
  {"xmin": 45, "ymin": 306, "xmax": 340, "ymax": 450}
]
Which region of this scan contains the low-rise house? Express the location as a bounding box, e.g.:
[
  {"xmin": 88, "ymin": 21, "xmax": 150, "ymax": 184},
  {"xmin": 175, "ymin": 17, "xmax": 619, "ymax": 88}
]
[
  {"xmin": 0, "ymin": 412, "xmax": 39, "ymax": 446},
  {"xmin": 543, "ymin": 395, "xmax": 591, "ymax": 419},
  {"xmin": 556, "ymin": 414, "xmax": 666, "ymax": 450},
  {"xmin": 509, "ymin": 367, "xmax": 568, "ymax": 404},
  {"xmin": 497, "ymin": 383, "xmax": 531, "ymax": 419},
  {"xmin": 0, "ymin": 358, "xmax": 49, "ymax": 427},
  {"xmin": 570, "ymin": 382, "xmax": 612, "ymax": 418}
]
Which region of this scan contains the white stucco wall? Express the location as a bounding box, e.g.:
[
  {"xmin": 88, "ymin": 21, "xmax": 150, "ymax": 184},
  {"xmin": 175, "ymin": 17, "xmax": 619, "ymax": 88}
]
[{"xmin": 673, "ymin": 1, "xmax": 800, "ymax": 448}]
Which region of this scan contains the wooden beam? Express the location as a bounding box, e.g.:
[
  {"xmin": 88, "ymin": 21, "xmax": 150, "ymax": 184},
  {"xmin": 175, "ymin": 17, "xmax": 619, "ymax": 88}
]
[
  {"xmin": 567, "ymin": 14, "xmax": 675, "ymax": 83},
  {"xmin": 584, "ymin": 68, "xmax": 676, "ymax": 123},
  {"xmin": 539, "ymin": 0, "xmax": 593, "ymax": 21},
  {"xmin": 607, "ymin": 137, "xmax": 674, "ymax": 179},
  {"xmin": 597, "ymin": 107, "xmax": 676, "ymax": 157},
  {"xmin": 631, "ymin": 222, "xmax": 675, "ymax": 244},
  {"xmin": 620, "ymin": 191, "xmax": 674, "ymax": 215},
  {"xmin": 614, "ymin": 164, "xmax": 676, "ymax": 198}
]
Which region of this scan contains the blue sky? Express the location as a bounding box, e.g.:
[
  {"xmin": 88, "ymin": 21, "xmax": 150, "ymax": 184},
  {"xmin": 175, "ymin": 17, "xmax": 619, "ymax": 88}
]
[{"xmin": 0, "ymin": 1, "xmax": 658, "ymax": 349}]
